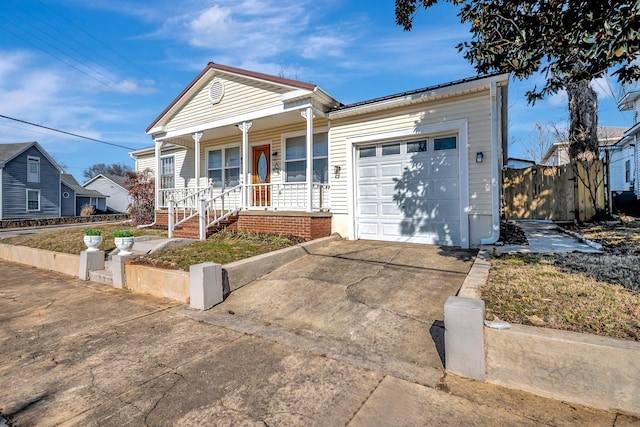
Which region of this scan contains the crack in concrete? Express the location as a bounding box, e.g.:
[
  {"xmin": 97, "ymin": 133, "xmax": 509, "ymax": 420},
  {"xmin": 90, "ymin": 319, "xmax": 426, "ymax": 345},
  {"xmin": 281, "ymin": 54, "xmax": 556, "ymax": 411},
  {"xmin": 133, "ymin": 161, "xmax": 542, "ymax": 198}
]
[
  {"xmin": 345, "ymin": 374, "xmax": 386, "ymax": 425},
  {"xmin": 144, "ymin": 371, "xmax": 183, "ymax": 426},
  {"xmin": 344, "ymin": 265, "xmax": 433, "ymax": 326}
]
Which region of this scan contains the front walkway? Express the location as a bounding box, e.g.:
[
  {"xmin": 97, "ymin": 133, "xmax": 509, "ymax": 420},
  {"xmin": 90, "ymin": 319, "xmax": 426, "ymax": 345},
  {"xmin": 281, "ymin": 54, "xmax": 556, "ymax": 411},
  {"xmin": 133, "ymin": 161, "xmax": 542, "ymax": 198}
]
[
  {"xmin": 492, "ymin": 221, "xmax": 602, "ymax": 254},
  {"xmin": 0, "ymin": 247, "xmax": 631, "ymax": 425}
]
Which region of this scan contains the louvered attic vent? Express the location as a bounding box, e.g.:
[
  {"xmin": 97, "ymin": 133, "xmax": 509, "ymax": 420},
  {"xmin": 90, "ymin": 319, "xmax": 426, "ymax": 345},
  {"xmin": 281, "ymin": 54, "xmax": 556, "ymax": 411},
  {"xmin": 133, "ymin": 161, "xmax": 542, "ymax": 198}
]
[{"xmin": 209, "ymin": 79, "xmax": 225, "ymax": 105}]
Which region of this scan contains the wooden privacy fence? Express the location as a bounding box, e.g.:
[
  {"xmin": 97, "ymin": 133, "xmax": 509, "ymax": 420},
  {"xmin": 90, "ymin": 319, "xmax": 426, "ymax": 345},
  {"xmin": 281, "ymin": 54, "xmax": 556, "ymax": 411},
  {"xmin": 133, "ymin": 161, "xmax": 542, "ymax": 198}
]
[{"xmin": 503, "ymin": 161, "xmax": 605, "ymax": 222}]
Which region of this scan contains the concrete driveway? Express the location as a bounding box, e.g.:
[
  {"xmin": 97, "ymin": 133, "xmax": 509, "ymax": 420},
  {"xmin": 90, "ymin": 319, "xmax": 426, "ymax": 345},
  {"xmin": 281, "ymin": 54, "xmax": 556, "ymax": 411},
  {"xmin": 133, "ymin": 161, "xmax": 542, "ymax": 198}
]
[
  {"xmin": 180, "ymin": 239, "xmax": 475, "ymax": 385},
  {"xmin": 1, "ymin": 240, "xmax": 627, "ymax": 426}
]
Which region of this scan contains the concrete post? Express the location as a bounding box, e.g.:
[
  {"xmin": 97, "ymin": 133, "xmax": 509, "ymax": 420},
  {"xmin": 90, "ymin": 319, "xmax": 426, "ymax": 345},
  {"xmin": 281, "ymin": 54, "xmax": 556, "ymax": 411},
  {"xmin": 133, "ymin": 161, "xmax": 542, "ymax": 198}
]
[
  {"xmin": 444, "ymin": 296, "xmax": 486, "ymax": 381},
  {"xmin": 190, "ymin": 262, "xmax": 223, "ymax": 310},
  {"xmin": 79, "ymin": 250, "xmax": 105, "ymax": 281},
  {"xmin": 111, "ymin": 254, "xmax": 136, "ymax": 289}
]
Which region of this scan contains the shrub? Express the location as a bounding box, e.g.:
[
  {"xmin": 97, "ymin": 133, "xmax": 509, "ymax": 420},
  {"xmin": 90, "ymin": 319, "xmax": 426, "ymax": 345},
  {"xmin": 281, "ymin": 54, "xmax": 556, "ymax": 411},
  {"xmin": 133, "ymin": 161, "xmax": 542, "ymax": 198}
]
[
  {"xmin": 113, "ymin": 230, "xmax": 134, "ymax": 238},
  {"xmin": 80, "ymin": 204, "xmax": 95, "ymax": 217},
  {"xmin": 124, "ymin": 169, "xmax": 155, "ymax": 225},
  {"xmin": 84, "ymin": 228, "xmax": 102, "ymax": 236}
]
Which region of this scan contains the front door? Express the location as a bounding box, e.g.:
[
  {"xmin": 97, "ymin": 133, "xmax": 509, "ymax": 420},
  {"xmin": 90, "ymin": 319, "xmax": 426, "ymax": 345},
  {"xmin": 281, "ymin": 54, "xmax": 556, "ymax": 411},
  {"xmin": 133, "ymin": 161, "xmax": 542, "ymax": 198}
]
[{"xmin": 252, "ymin": 144, "xmax": 271, "ymax": 206}]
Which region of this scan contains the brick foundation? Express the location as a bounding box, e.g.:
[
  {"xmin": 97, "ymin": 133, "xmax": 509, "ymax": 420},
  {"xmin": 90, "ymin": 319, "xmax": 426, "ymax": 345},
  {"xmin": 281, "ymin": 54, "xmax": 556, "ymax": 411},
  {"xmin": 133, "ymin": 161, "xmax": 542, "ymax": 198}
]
[
  {"xmin": 155, "ymin": 210, "xmax": 331, "ymax": 241},
  {"xmin": 237, "ymin": 211, "xmax": 332, "ymax": 241}
]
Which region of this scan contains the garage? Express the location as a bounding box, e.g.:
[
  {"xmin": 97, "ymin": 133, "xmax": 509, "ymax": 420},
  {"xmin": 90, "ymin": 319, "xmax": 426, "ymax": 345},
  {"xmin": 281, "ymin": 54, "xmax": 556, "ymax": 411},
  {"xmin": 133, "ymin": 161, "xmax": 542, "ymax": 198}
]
[{"xmin": 356, "ymin": 135, "xmax": 461, "ymax": 246}]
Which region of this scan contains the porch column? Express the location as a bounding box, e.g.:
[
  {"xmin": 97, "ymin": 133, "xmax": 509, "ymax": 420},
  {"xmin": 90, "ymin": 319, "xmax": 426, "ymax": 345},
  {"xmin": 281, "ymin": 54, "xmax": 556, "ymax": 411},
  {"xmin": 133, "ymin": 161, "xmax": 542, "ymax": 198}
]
[
  {"xmin": 192, "ymin": 132, "xmax": 203, "ymax": 191},
  {"xmin": 154, "ymin": 139, "xmax": 162, "ymax": 209},
  {"xmin": 302, "ymin": 107, "xmax": 314, "ymax": 212},
  {"xmin": 237, "ymin": 121, "xmax": 252, "ymax": 209}
]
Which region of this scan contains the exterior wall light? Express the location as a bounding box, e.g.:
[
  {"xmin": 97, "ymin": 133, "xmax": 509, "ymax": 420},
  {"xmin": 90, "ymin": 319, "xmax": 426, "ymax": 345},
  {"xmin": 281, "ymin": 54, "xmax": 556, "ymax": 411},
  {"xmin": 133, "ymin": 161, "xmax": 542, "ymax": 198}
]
[
  {"xmin": 476, "ymin": 152, "xmax": 484, "ymax": 163},
  {"xmin": 334, "ymin": 165, "xmax": 341, "ymax": 179}
]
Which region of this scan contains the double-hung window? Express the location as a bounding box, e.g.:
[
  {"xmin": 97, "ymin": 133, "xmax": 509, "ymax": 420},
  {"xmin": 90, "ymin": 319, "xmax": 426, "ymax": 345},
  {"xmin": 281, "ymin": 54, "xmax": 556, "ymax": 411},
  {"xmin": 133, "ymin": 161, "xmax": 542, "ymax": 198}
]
[
  {"xmin": 208, "ymin": 147, "xmax": 240, "ymax": 189},
  {"xmin": 27, "ymin": 156, "xmax": 40, "ymax": 183},
  {"xmin": 26, "ymin": 189, "xmax": 40, "ymax": 211},
  {"xmin": 626, "ymin": 160, "xmax": 631, "ymax": 183},
  {"xmin": 160, "ymin": 156, "xmax": 175, "ymax": 189},
  {"xmin": 284, "ymin": 132, "xmax": 328, "ymax": 183}
]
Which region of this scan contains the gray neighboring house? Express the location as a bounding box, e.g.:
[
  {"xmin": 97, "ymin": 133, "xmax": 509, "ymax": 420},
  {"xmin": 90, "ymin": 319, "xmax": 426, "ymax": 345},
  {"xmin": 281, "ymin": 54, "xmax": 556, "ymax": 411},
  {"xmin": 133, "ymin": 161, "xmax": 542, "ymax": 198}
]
[
  {"xmin": 0, "ymin": 142, "xmax": 64, "ymax": 219},
  {"xmin": 60, "ymin": 174, "xmax": 107, "ymax": 216},
  {"xmin": 82, "ymin": 173, "xmax": 130, "ymax": 213}
]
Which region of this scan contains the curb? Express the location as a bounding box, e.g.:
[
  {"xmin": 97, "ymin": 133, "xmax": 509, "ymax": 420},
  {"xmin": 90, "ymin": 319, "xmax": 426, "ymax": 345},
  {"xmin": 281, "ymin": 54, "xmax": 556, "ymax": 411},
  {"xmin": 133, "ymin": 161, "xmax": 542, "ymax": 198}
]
[{"xmin": 556, "ymin": 226, "xmax": 603, "ymax": 251}]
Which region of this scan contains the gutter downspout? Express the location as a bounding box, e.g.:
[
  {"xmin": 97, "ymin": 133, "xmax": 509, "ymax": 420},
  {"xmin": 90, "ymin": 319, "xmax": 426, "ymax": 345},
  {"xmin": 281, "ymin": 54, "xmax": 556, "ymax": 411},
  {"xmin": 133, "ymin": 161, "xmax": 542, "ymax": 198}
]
[{"xmin": 481, "ymin": 81, "xmax": 501, "ymax": 245}]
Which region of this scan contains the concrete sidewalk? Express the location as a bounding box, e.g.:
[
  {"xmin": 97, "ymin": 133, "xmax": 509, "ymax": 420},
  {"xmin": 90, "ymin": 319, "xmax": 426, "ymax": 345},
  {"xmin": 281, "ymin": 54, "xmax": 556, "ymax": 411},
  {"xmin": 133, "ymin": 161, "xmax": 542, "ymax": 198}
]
[
  {"xmin": 1, "ymin": 256, "xmax": 635, "ymax": 425},
  {"xmin": 492, "ymin": 221, "xmax": 602, "ymax": 254}
]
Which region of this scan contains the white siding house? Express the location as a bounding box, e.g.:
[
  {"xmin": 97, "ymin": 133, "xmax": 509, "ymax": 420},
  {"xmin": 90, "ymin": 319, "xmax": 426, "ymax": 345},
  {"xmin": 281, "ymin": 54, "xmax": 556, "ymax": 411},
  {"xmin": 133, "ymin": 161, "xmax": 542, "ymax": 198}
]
[
  {"xmin": 617, "ymin": 80, "xmax": 640, "ymax": 197},
  {"xmin": 82, "ymin": 174, "xmax": 131, "ymax": 213},
  {"xmin": 133, "ymin": 63, "xmax": 509, "ymax": 247}
]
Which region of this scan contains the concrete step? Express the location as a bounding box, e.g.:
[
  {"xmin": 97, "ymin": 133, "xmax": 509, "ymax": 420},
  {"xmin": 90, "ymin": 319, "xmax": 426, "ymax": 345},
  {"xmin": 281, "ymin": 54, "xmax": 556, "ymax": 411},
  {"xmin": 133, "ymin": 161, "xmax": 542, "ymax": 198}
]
[{"xmin": 89, "ymin": 269, "xmax": 113, "ymax": 285}]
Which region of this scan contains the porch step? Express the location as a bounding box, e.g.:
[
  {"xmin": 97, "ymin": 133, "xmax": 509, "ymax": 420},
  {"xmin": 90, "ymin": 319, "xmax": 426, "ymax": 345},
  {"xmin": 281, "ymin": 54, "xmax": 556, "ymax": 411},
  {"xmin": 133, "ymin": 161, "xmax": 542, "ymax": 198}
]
[
  {"xmin": 89, "ymin": 269, "xmax": 113, "ymax": 285},
  {"xmin": 172, "ymin": 214, "xmax": 239, "ymax": 239}
]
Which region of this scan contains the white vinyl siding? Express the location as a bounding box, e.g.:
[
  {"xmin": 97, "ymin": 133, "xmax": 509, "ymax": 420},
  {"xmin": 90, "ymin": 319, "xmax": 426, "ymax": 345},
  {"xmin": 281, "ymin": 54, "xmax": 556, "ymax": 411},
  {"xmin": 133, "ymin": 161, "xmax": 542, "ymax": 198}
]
[
  {"xmin": 330, "ymin": 90, "xmax": 494, "ymax": 216},
  {"xmin": 166, "ymin": 74, "xmax": 289, "ymax": 132}
]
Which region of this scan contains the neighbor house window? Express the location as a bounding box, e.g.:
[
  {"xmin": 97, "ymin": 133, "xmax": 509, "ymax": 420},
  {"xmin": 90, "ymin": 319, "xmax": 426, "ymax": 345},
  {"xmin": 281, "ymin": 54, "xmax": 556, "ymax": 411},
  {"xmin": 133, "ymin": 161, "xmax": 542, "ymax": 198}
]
[
  {"xmin": 26, "ymin": 189, "xmax": 40, "ymax": 211},
  {"xmin": 626, "ymin": 160, "xmax": 632, "ymax": 183},
  {"xmin": 27, "ymin": 156, "xmax": 40, "ymax": 183},
  {"xmin": 160, "ymin": 156, "xmax": 174, "ymax": 189},
  {"xmin": 285, "ymin": 132, "xmax": 328, "ymax": 183},
  {"xmin": 208, "ymin": 146, "xmax": 240, "ymax": 189}
]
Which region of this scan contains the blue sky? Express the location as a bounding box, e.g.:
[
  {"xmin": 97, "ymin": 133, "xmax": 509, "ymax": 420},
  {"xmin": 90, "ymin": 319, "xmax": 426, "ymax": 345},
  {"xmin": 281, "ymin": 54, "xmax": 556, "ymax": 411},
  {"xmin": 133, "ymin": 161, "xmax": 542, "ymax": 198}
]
[{"xmin": 0, "ymin": 0, "xmax": 633, "ymax": 182}]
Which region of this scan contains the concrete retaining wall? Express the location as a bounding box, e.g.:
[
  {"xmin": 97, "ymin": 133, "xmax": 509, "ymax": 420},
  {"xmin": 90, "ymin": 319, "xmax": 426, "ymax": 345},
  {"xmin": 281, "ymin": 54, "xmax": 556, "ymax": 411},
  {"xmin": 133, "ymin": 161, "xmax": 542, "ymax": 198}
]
[
  {"xmin": 224, "ymin": 234, "xmax": 339, "ymax": 292},
  {"xmin": 451, "ymin": 250, "xmax": 640, "ymax": 417},
  {"xmin": 0, "ymin": 243, "xmax": 79, "ymax": 276},
  {"xmin": 485, "ymin": 324, "xmax": 640, "ymax": 416},
  {"xmin": 125, "ymin": 263, "xmax": 190, "ymax": 303}
]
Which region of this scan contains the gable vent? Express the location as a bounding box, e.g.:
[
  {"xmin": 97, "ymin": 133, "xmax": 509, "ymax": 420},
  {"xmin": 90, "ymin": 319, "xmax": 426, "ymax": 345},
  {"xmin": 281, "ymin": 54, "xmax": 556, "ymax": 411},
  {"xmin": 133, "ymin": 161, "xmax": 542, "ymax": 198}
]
[{"xmin": 209, "ymin": 79, "xmax": 225, "ymax": 105}]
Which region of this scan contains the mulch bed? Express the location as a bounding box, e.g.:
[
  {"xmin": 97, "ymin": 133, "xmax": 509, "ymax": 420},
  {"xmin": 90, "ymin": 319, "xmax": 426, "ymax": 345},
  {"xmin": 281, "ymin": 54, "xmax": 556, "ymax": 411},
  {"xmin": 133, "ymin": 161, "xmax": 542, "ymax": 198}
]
[{"xmin": 499, "ymin": 221, "xmax": 528, "ymax": 245}]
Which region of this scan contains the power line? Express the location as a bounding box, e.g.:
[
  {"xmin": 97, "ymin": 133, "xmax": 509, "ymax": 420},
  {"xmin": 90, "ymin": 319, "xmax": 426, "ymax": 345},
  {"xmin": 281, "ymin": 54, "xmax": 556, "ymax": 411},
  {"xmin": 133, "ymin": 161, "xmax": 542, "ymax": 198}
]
[
  {"xmin": 0, "ymin": 114, "xmax": 135, "ymax": 150},
  {"xmin": 35, "ymin": 0, "xmax": 155, "ymax": 80}
]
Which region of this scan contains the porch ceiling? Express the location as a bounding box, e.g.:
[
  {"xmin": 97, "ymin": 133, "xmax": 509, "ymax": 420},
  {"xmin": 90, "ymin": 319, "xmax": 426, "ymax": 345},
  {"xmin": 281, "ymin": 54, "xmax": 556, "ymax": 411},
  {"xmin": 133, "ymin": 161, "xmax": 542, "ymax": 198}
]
[{"xmin": 161, "ymin": 109, "xmax": 309, "ymax": 147}]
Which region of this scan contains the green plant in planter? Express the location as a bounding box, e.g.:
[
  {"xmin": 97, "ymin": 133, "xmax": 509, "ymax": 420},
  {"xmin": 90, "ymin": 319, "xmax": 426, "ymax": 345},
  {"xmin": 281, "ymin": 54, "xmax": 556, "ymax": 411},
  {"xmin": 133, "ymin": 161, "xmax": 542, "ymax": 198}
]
[
  {"xmin": 113, "ymin": 230, "xmax": 135, "ymax": 238},
  {"xmin": 84, "ymin": 229, "xmax": 102, "ymax": 236}
]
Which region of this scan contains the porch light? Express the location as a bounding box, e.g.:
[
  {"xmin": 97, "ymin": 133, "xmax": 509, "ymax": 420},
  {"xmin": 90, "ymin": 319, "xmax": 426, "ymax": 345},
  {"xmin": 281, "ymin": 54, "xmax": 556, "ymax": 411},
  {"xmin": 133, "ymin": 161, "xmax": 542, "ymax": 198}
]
[
  {"xmin": 334, "ymin": 165, "xmax": 341, "ymax": 179},
  {"xmin": 476, "ymin": 152, "xmax": 484, "ymax": 163},
  {"xmin": 272, "ymin": 151, "xmax": 278, "ymax": 157}
]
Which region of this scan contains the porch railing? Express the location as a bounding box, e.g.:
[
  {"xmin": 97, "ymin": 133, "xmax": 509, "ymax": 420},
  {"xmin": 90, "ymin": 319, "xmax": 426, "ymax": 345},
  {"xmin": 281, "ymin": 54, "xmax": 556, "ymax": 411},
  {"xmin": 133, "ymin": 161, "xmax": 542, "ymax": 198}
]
[
  {"xmin": 247, "ymin": 183, "xmax": 330, "ymax": 211},
  {"xmin": 167, "ymin": 185, "xmax": 215, "ymax": 238},
  {"xmin": 163, "ymin": 182, "xmax": 330, "ymax": 239},
  {"xmin": 201, "ymin": 185, "xmax": 243, "ymax": 239}
]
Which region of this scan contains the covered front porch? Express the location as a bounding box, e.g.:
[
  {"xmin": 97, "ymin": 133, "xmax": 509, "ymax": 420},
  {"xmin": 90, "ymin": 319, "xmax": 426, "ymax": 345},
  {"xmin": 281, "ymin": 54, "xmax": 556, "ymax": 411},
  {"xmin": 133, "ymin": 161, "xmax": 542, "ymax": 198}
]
[{"xmin": 142, "ymin": 63, "xmax": 340, "ymax": 240}]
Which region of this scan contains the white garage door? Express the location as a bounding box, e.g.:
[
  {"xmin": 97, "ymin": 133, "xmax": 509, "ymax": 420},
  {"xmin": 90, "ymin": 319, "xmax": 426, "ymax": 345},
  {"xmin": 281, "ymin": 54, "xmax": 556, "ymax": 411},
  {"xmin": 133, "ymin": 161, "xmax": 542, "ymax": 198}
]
[{"xmin": 356, "ymin": 136, "xmax": 461, "ymax": 246}]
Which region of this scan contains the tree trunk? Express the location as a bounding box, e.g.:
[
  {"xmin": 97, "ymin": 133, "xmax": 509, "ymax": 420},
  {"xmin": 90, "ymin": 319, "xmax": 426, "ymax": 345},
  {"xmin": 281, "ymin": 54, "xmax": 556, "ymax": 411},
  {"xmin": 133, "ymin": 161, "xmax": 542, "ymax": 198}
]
[{"xmin": 567, "ymin": 80, "xmax": 598, "ymax": 161}]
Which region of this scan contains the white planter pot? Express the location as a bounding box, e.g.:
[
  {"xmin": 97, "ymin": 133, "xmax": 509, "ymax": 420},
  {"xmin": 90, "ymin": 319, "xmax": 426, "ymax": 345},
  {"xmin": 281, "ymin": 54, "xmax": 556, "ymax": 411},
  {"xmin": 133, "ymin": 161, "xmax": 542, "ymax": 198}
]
[
  {"xmin": 83, "ymin": 235, "xmax": 103, "ymax": 252},
  {"xmin": 114, "ymin": 236, "xmax": 135, "ymax": 255}
]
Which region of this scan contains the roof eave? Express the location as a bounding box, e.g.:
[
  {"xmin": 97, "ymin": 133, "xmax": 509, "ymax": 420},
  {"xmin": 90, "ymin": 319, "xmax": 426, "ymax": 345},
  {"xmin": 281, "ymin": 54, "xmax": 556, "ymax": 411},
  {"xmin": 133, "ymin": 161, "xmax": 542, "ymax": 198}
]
[{"xmin": 328, "ymin": 73, "xmax": 509, "ymax": 119}]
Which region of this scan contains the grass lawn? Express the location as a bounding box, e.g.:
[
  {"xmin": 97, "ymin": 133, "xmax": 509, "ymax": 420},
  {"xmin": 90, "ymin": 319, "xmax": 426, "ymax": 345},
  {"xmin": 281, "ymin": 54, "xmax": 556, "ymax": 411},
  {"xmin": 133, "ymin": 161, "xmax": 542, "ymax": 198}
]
[
  {"xmin": 0, "ymin": 224, "xmax": 166, "ymax": 255},
  {"xmin": 484, "ymin": 220, "xmax": 640, "ymax": 341},
  {"xmin": 133, "ymin": 231, "xmax": 299, "ymax": 271}
]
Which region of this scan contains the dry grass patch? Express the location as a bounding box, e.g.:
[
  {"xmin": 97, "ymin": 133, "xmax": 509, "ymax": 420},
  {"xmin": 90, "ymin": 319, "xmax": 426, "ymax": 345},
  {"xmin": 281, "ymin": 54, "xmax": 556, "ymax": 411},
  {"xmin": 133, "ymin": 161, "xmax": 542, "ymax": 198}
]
[
  {"xmin": 133, "ymin": 230, "xmax": 300, "ymax": 271},
  {"xmin": 569, "ymin": 219, "xmax": 640, "ymax": 255},
  {"xmin": 0, "ymin": 224, "xmax": 166, "ymax": 255},
  {"xmin": 485, "ymin": 254, "xmax": 640, "ymax": 341}
]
